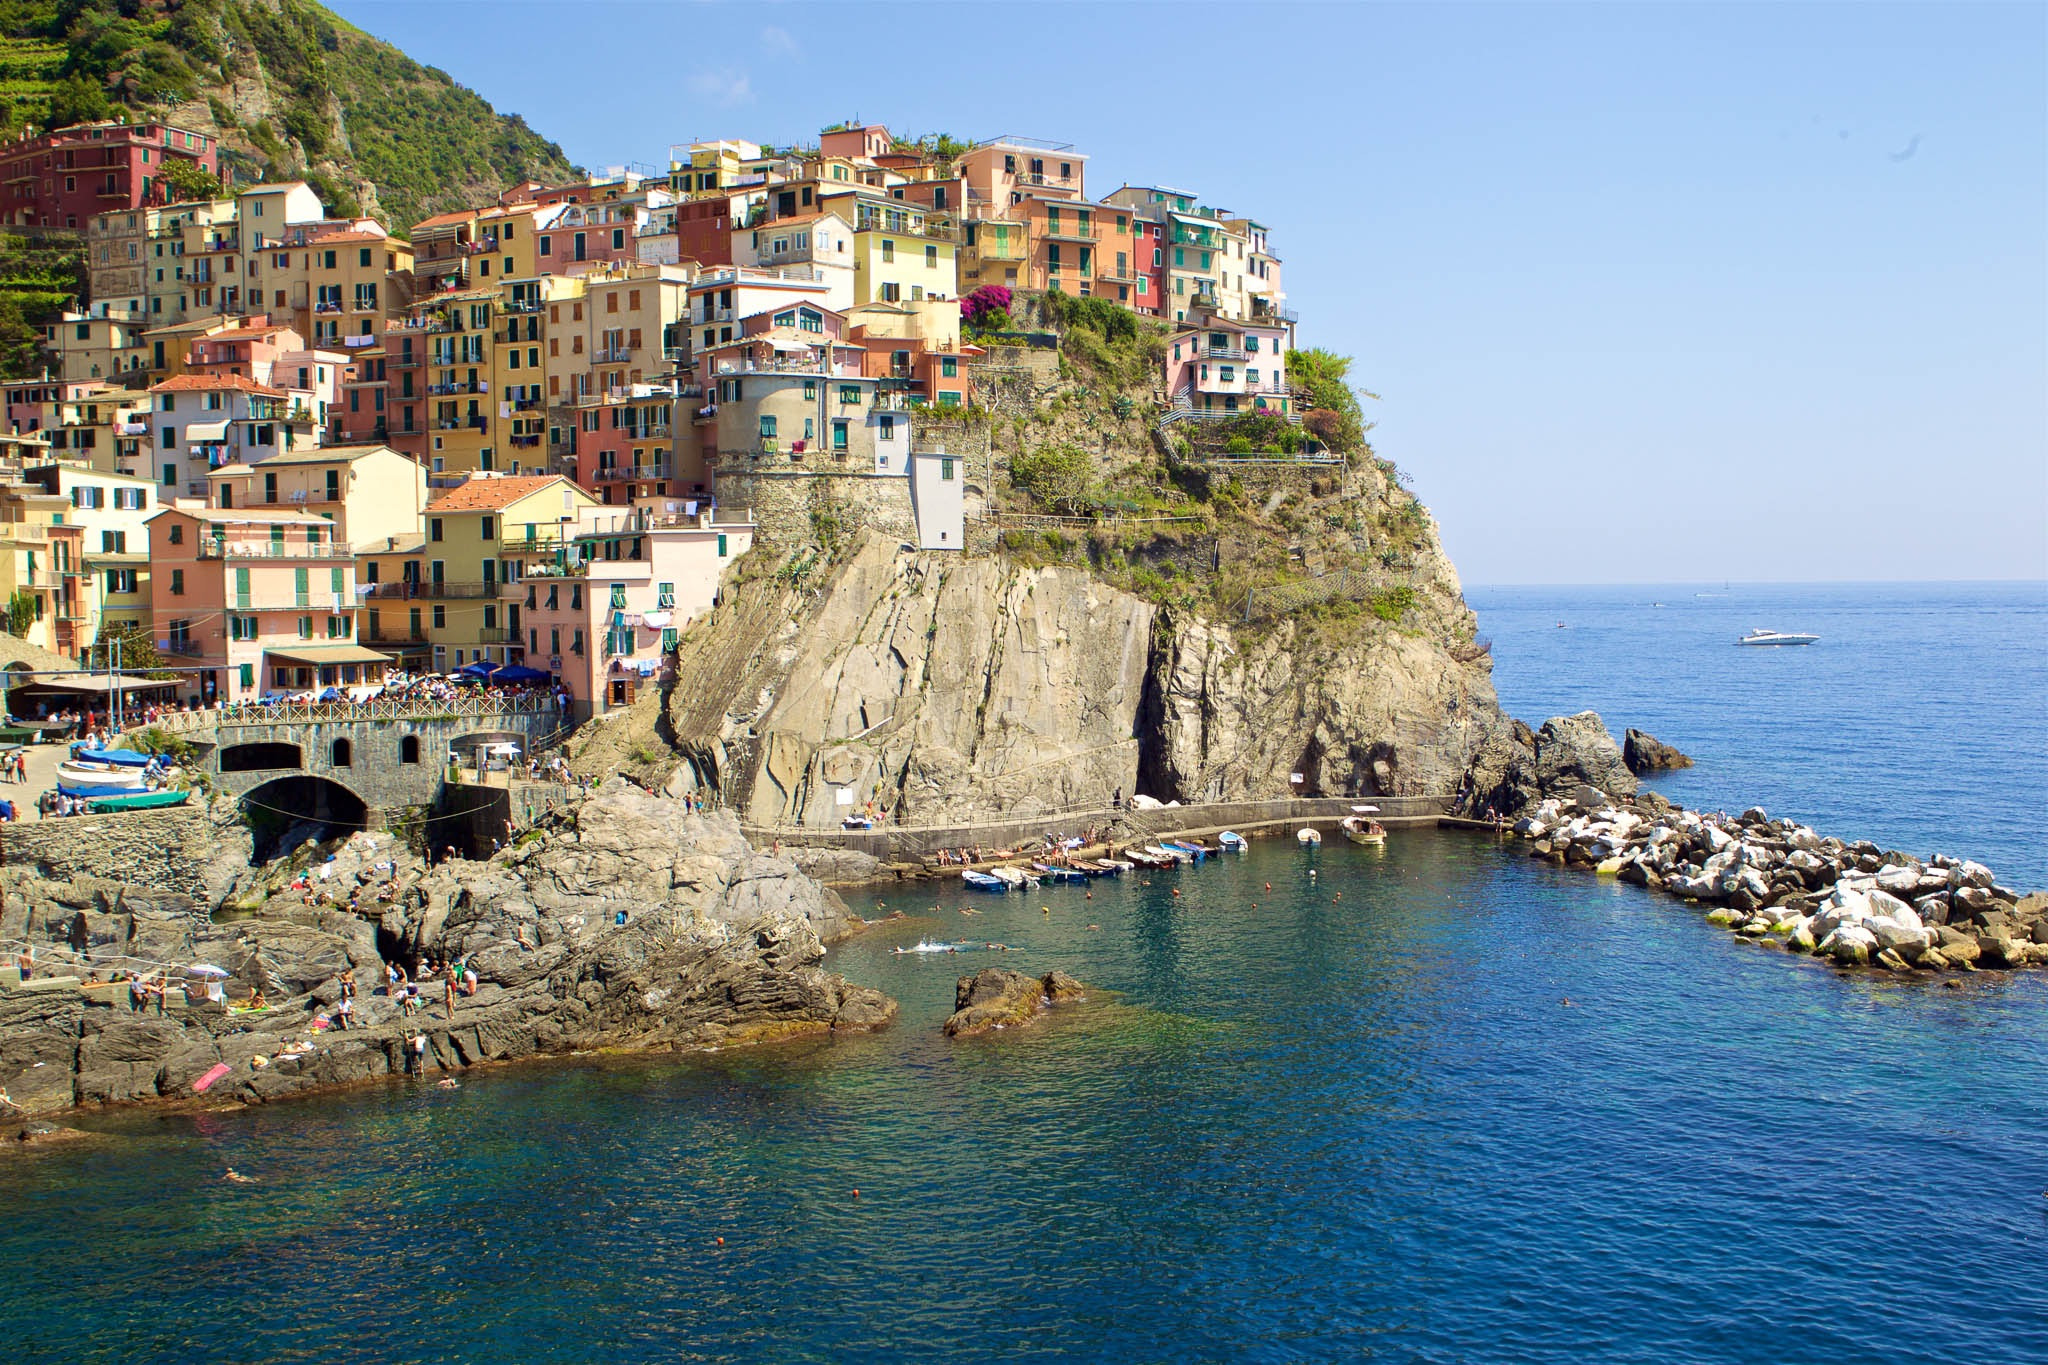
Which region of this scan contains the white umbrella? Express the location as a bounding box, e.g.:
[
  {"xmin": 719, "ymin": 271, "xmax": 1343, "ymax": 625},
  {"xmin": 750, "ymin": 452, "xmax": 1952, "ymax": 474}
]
[{"xmin": 186, "ymin": 963, "xmax": 229, "ymax": 978}]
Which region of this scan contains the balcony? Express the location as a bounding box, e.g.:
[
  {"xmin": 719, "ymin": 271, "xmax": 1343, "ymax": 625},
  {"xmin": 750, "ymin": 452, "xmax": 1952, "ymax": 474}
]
[
  {"xmin": 361, "ymin": 580, "xmax": 498, "ymax": 600},
  {"xmin": 429, "ymin": 381, "xmax": 485, "ymax": 396},
  {"xmin": 1039, "ymin": 222, "xmax": 1099, "ymax": 242},
  {"xmin": 1202, "ymin": 344, "xmax": 1249, "ymax": 362},
  {"xmin": 363, "ymin": 628, "xmax": 429, "ymax": 646},
  {"xmin": 196, "ymin": 540, "xmax": 348, "ymax": 560},
  {"xmin": 594, "ymin": 463, "xmax": 672, "ymax": 483},
  {"xmin": 510, "ymin": 434, "xmax": 541, "ymax": 449},
  {"xmin": 158, "ymin": 638, "xmax": 208, "ymax": 657},
  {"xmin": 504, "ymin": 298, "xmax": 544, "ymax": 314},
  {"xmin": 314, "ymin": 300, "xmax": 344, "ymax": 315},
  {"xmin": 594, "ymin": 347, "xmax": 633, "ymax": 364}
]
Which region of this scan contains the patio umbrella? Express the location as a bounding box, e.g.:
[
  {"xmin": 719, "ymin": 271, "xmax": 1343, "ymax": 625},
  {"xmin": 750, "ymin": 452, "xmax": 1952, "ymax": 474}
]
[
  {"xmin": 493, "ymin": 665, "xmax": 550, "ymax": 683},
  {"xmin": 186, "ymin": 964, "xmax": 229, "ymax": 978}
]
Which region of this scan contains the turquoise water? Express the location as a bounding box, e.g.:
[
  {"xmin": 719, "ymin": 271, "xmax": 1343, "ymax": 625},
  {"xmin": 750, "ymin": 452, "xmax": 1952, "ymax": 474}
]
[{"xmin": 3, "ymin": 584, "xmax": 2045, "ymax": 1363}]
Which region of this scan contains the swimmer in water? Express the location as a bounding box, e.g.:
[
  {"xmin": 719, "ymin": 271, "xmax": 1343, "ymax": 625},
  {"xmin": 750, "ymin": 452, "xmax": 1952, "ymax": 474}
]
[
  {"xmin": 222, "ymin": 1169, "xmax": 256, "ymax": 1184},
  {"xmin": 437, "ymin": 1077, "xmax": 460, "ymax": 1089}
]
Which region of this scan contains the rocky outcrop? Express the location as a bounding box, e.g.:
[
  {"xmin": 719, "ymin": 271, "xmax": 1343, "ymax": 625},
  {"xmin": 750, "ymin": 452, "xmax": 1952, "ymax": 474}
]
[
  {"xmin": 0, "ymin": 784, "xmax": 894, "ymax": 1116},
  {"xmin": 1512, "ymin": 792, "xmax": 2045, "ymax": 974},
  {"xmin": 943, "ymin": 967, "xmax": 1088, "ymax": 1037},
  {"xmin": 664, "ymin": 526, "xmax": 1503, "ymax": 824},
  {"xmin": 1457, "ymin": 711, "xmax": 1638, "ymax": 815},
  {"xmin": 1623, "ymin": 729, "xmax": 1693, "ymax": 774}
]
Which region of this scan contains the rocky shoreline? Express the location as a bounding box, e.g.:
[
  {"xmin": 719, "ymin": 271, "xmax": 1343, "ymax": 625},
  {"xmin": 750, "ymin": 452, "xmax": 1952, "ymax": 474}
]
[
  {"xmin": 0, "ymin": 783, "xmax": 895, "ymax": 1122},
  {"xmin": 1510, "ymin": 789, "xmax": 2047, "ymax": 974}
]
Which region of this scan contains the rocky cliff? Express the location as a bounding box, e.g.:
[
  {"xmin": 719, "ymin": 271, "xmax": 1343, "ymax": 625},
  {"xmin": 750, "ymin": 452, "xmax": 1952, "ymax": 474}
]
[
  {"xmin": 649, "ymin": 513, "xmax": 1507, "ymax": 826},
  {"xmin": 0, "ymin": 784, "xmax": 891, "ymax": 1117}
]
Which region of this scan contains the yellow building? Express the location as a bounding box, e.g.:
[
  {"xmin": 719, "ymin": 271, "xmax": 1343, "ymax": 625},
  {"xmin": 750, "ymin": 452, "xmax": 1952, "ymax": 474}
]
[
  {"xmin": 369, "ymin": 474, "xmax": 596, "ymax": 670},
  {"xmin": 256, "ymin": 227, "xmax": 415, "ymax": 348},
  {"xmin": 22, "ymin": 463, "xmax": 157, "ymax": 630},
  {"xmin": 850, "ymin": 202, "xmax": 959, "ymax": 305},
  {"xmin": 204, "ymin": 444, "xmax": 426, "ymax": 551},
  {"xmin": 0, "ymin": 477, "xmax": 91, "ymax": 657}
]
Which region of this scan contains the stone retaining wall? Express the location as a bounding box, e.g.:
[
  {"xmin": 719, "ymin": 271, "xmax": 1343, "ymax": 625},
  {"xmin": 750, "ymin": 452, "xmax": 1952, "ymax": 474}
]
[
  {"xmin": 0, "ymin": 807, "xmax": 221, "ymax": 902},
  {"xmin": 745, "ymin": 795, "xmax": 1448, "ymax": 861}
]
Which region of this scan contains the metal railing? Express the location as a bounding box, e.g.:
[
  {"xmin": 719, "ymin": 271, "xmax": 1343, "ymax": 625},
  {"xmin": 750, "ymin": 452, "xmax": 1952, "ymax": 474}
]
[
  {"xmin": 361, "ymin": 580, "xmax": 497, "ymax": 600},
  {"xmin": 134, "ymin": 692, "xmax": 560, "ymax": 735},
  {"xmin": 195, "ymin": 540, "xmax": 347, "ymax": 560}
]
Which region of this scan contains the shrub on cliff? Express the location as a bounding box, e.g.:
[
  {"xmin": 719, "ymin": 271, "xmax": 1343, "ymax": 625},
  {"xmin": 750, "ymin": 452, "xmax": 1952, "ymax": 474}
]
[{"xmin": 1010, "ymin": 444, "xmax": 1096, "ymax": 516}]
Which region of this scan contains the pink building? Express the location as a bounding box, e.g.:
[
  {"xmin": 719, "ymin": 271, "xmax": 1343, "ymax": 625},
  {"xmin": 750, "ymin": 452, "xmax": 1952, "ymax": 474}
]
[
  {"xmin": 511, "ymin": 504, "xmax": 753, "ymax": 714},
  {"xmin": 0, "ymin": 120, "xmax": 217, "ymax": 229},
  {"xmin": 147, "ymin": 505, "xmax": 386, "ymax": 703},
  {"xmin": 1163, "ymin": 309, "xmax": 1293, "ymax": 417}
]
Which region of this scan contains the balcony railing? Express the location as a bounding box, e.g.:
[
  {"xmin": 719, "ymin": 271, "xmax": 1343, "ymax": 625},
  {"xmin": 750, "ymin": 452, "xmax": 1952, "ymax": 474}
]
[
  {"xmin": 428, "ymin": 381, "xmax": 485, "ymax": 396},
  {"xmin": 196, "ymin": 540, "xmax": 348, "ymax": 560},
  {"xmin": 594, "ymin": 464, "xmax": 672, "ymax": 482},
  {"xmin": 1202, "ymin": 344, "xmax": 1249, "ymax": 362},
  {"xmin": 361, "ymin": 580, "xmax": 498, "ymax": 600},
  {"xmin": 314, "ymin": 300, "xmax": 344, "ymax": 314},
  {"xmin": 505, "ymin": 298, "xmax": 544, "ymax": 314},
  {"xmin": 510, "ymin": 434, "xmax": 541, "ymax": 449},
  {"xmin": 363, "ymin": 628, "xmax": 429, "ymax": 645},
  {"xmin": 157, "ymin": 638, "xmax": 207, "ymax": 657},
  {"xmin": 1039, "ymin": 222, "xmax": 1099, "ymax": 242}
]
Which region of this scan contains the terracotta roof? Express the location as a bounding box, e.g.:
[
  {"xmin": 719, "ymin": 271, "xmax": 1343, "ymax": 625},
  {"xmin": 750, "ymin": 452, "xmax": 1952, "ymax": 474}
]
[
  {"xmin": 148, "ymin": 373, "xmax": 288, "ymax": 397},
  {"xmin": 248, "ymin": 443, "xmax": 412, "ymax": 467},
  {"xmin": 151, "ymin": 507, "xmax": 336, "ymax": 526},
  {"xmin": 305, "ymin": 229, "xmax": 389, "ymax": 245},
  {"xmin": 411, "ymin": 209, "xmax": 480, "ymax": 230},
  {"xmin": 426, "ymin": 475, "xmax": 573, "ymax": 513}
]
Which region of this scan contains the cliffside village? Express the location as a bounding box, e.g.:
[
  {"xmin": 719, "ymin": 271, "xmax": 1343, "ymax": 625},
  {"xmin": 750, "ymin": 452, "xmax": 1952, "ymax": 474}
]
[{"xmin": 0, "ymin": 119, "xmax": 1295, "ymax": 722}]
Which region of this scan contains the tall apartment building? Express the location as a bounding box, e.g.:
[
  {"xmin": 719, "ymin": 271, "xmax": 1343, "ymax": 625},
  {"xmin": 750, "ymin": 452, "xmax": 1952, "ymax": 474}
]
[{"xmin": 0, "ymin": 120, "xmax": 217, "ymax": 229}]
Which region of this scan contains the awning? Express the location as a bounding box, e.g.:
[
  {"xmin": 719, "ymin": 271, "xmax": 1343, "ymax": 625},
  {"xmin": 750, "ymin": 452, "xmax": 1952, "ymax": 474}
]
[
  {"xmin": 764, "ymin": 337, "xmax": 814, "ymax": 353},
  {"xmin": 262, "ymin": 644, "xmax": 395, "ymax": 667},
  {"xmin": 186, "ymin": 421, "xmax": 230, "ymax": 441}
]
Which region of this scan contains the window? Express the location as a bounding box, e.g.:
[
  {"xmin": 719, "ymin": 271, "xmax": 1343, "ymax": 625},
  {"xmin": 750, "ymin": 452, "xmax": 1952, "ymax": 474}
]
[
  {"xmin": 298, "ymin": 616, "xmax": 314, "ymax": 639},
  {"xmin": 838, "ymin": 385, "xmax": 863, "ymax": 405},
  {"xmin": 880, "ymin": 240, "xmax": 895, "ymax": 264},
  {"xmin": 832, "ymin": 420, "xmax": 849, "ymax": 451},
  {"xmin": 400, "ymin": 734, "xmax": 421, "ymax": 764},
  {"xmin": 169, "ymin": 568, "xmax": 184, "ymax": 595},
  {"xmin": 940, "ymin": 357, "xmax": 957, "ymax": 377},
  {"xmin": 480, "ymin": 515, "xmax": 496, "ymax": 540},
  {"xmin": 941, "ymin": 457, "xmax": 956, "ymax": 481},
  {"xmin": 657, "ymin": 582, "xmax": 675, "ymax": 609},
  {"xmin": 429, "ymin": 517, "xmax": 443, "ymax": 542},
  {"xmin": 878, "ymin": 415, "xmax": 895, "ymax": 440},
  {"xmin": 926, "ymin": 245, "xmax": 938, "ymax": 267}
]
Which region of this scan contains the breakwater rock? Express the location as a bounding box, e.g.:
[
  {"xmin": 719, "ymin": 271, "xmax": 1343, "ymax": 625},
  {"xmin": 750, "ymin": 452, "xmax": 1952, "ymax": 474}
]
[
  {"xmin": 1623, "ymin": 729, "xmax": 1693, "ymax": 773},
  {"xmin": 944, "ymin": 967, "xmax": 1088, "ymax": 1037},
  {"xmin": 1458, "ymin": 710, "xmax": 1639, "ymax": 814},
  {"xmin": 1513, "ymin": 792, "xmax": 2047, "ymax": 973},
  {"xmin": 0, "ymin": 783, "xmax": 894, "ymax": 1116}
]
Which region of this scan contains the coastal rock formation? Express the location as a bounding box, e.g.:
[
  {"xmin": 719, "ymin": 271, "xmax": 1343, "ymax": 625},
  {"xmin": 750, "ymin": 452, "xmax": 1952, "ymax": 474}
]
[
  {"xmin": 0, "ymin": 784, "xmax": 894, "ymax": 1116},
  {"xmin": 1457, "ymin": 711, "xmax": 1639, "ymax": 815},
  {"xmin": 1623, "ymin": 729, "xmax": 1694, "ymax": 774},
  {"xmin": 1513, "ymin": 792, "xmax": 2045, "ymax": 974},
  {"xmin": 944, "ymin": 967, "xmax": 1088, "ymax": 1037},
  {"xmin": 662, "ymin": 526, "xmax": 1503, "ymax": 825}
]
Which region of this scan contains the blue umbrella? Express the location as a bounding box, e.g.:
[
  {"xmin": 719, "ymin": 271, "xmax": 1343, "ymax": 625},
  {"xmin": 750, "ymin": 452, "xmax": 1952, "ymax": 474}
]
[{"xmin": 493, "ymin": 665, "xmax": 551, "ymax": 683}]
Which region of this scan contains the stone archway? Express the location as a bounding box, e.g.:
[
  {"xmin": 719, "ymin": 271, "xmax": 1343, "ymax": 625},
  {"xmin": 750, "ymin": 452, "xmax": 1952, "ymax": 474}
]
[
  {"xmin": 240, "ymin": 774, "xmax": 370, "ymax": 863},
  {"xmin": 219, "ymin": 740, "xmax": 303, "ymax": 773}
]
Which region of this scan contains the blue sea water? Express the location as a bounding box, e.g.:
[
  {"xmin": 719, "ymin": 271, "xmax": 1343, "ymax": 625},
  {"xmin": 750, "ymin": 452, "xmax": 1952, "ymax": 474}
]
[{"xmin": 1, "ymin": 583, "xmax": 2044, "ymax": 1364}]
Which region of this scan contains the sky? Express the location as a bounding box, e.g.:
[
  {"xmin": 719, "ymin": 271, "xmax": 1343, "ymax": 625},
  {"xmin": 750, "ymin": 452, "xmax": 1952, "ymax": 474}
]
[{"xmin": 327, "ymin": 1, "xmax": 2047, "ymax": 585}]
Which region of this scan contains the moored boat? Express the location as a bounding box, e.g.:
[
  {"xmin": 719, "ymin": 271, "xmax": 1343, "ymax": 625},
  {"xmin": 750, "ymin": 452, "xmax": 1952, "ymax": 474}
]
[
  {"xmin": 85, "ymin": 789, "xmax": 191, "ymax": 814},
  {"xmin": 961, "ymin": 870, "xmax": 1009, "ymax": 892},
  {"xmin": 1217, "ymin": 831, "xmax": 1248, "ymax": 852},
  {"xmin": 56, "ymin": 760, "xmax": 148, "ymax": 790},
  {"xmin": 1297, "ymin": 827, "xmax": 1322, "ymax": 846},
  {"xmin": 1340, "ymin": 810, "xmax": 1386, "ymax": 845},
  {"xmin": 1168, "ymin": 840, "xmax": 1211, "ymax": 861},
  {"xmin": 1030, "ymin": 864, "xmax": 1090, "ymax": 884}
]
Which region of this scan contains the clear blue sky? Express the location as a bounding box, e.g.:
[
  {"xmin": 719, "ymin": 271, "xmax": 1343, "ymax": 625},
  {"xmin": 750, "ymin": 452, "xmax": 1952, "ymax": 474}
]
[{"xmin": 331, "ymin": 1, "xmax": 2046, "ymax": 584}]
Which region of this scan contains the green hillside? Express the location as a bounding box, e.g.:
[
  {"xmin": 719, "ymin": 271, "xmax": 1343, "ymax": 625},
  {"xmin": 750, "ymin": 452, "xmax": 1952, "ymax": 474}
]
[{"xmin": 0, "ymin": 0, "xmax": 578, "ymax": 230}]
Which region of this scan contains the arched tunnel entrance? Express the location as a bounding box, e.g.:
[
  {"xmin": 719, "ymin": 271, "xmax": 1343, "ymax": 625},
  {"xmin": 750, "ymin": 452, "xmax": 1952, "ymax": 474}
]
[{"xmin": 241, "ymin": 775, "xmax": 370, "ymax": 864}]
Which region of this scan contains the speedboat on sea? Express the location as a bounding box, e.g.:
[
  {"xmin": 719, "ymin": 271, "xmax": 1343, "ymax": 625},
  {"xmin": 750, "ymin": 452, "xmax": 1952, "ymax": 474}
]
[
  {"xmin": 1737, "ymin": 629, "xmax": 1819, "ymax": 647},
  {"xmin": 893, "ymin": 939, "xmax": 972, "ymax": 954}
]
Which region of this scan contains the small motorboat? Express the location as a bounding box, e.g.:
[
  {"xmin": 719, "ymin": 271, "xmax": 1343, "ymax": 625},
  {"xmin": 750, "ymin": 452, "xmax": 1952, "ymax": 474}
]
[
  {"xmin": 86, "ymin": 789, "xmax": 191, "ymax": 813},
  {"xmin": 1297, "ymin": 827, "xmax": 1322, "ymax": 846},
  {"xmin": 1125, "ymin": 848, "xmax": 1174, "ymax": 869},
  {"xmin": 1097, "ymin": 858, "xmax": 1136, "ymax": 873},
  {"xmin": 1341, "ymin": 807, "xmax": 1386, "ymax": 845},
  {"xmin": 1217, "ymin": 831, "xmax": 1248, "ymax": 852},
  {"xmin": 988, "ymin": 866, "xmax": 1037, "ymax": 890},
  {"xmin": 1144, "ymin": 844, "xmax": 1190, "ymax": 863},
  {"xmin": 961, "ymin": 870, "xmax": 1009, "ymax": 892},
  {"xmin": 56, "ymin": 761, "xmax": 150, "ymax": 795},
  {"xmin": 1737, "ymin": 629, "xmax": 1819, "ymax": 647},
  {"xmin": 72, "ymin": 747, "xmax": 151, "ymax": 768},
  {"xmin": 1168, "ymin": 840, "xmax": 1210, "ymax": 862},
  {"xmin": 1030, "ymin": 864, "xmax": 1090, "ymax": 884}
]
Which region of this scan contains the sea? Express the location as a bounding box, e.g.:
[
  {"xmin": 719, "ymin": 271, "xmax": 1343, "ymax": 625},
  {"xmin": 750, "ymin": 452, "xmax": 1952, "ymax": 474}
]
[{"xmin": 2, "ymin": 581, "xmax": 2043, "ymax": 1364}]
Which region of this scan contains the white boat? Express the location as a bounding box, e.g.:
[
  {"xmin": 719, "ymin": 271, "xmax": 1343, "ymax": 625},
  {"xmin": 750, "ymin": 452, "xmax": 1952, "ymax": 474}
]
[
  {"xmin": 988, "ymin": 866, "xmax": 1038, "ymax": 890},
  {"xmin": 1145, "ymin": 844, "xmax": 1190, "ymax": 863},
  {"xmin": 1340, "ymin": 815, "xmax": 1386, "ymax": 845},
  {"xmin": 1296, "ymin": 827, "xmax": 1322, "ymax": 845},
  {"xmin": 56, "ymin": 761, "xmax": 149, "ymax": 792},
  {"xmin": 1217, "ymin": 831, "xmax": 1248, "ymax": 852},
  {"xmin": 1737, "ymin": 629, "xmax": 1819, "ymax": 647}
]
